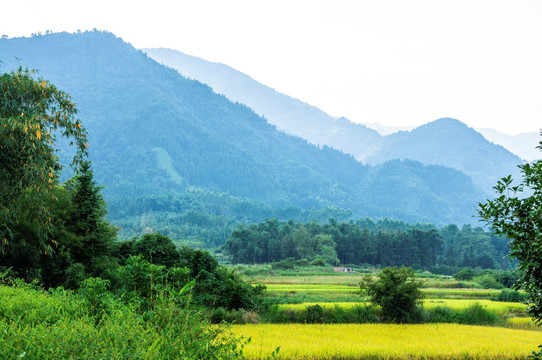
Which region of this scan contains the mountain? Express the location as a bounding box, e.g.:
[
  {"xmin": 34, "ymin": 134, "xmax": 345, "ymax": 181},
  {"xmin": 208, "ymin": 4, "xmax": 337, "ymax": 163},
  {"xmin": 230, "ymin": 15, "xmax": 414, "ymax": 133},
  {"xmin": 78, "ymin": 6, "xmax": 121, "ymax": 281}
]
[
  {"xmin": 476, "ymin": 128, "xmax": 540, "ymax": 162},
  {"xmin": 364, "ymin": 122, "xmax": 416, "ymax": 135},
  {"xmin": 364, "ymin": 118, "xmax": 524, "ymax": 192},
  {"xmin": 0, "ymin": 32, "xmax": 486, "ymax": 243},
  {"xmin": 143, "ymin": 48, "xmax": 383, "ymax": 160},
  {"xmin": 144, "ymin": 48, "xmax": 525, "ymax": 194}
]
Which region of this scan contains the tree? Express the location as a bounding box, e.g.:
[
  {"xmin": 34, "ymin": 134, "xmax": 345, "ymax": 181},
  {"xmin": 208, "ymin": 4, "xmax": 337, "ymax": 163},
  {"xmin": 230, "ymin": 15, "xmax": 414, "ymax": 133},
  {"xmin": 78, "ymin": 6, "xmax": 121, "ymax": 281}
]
[
  {"xmin": 1, "ymin": 66, "xmax": 88, "ymax": 250},
  {"xmin": 478, "ymin": 133, "xmax": 542, "ymax": 322},
  {"xmin": 67, "ymin": 161, "xmax": 117, "ymax": 276},
  {"xmin": 360, "ymin": 266, "xmax": 424, "ymax": 323}
]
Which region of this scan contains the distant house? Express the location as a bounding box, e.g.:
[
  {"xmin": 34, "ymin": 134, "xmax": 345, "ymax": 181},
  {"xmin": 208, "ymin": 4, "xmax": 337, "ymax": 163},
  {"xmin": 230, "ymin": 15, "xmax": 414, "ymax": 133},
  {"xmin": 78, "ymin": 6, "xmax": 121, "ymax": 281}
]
[{"xmin": 333, "ymin": 267, "xmax": 354, "ymax": 273}]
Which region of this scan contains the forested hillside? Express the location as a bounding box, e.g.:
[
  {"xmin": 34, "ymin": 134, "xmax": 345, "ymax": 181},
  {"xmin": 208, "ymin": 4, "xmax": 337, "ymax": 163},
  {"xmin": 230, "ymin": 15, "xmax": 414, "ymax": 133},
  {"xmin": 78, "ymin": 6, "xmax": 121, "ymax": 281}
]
[
  {"xmin": 146, "ymin": 49, "xmax": 523, "ymax": 194},
  {"xmin": 144, "ymin": 47, "xmax": 383, "ymax": 160},
  {"xmin": 365, "ymin": 118, "xmax": 523, "ymax": 192},
  {"xmin": 0, "ymin": 31, "xmax": 486, "ymax": 245}
]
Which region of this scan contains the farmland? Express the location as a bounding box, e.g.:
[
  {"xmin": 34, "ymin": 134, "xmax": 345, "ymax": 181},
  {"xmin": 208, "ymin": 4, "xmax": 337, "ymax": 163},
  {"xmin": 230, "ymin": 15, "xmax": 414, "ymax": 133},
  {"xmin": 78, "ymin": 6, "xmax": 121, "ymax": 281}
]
[
  {"xmin": 232, "ymin": 323, "xmax": 541, "ymax": 360},
  {"xmin": 230, "ymin": 266, "xmax": 542, "ymax": 359}
]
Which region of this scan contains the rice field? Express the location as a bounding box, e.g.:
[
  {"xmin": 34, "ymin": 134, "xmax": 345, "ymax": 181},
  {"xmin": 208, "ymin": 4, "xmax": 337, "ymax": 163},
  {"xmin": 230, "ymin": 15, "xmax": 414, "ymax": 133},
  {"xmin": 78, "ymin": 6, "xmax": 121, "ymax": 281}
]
[
  {"xmin": 423, "ymin": 289, "xmax": 500, "ymax": 299},
  {"xmin": 265, "ymin": 283, "xmax": 500, "ymax": 301},
  {"xmin": 266, "ymin": 284, "xmax": 360, "ymax": 293},
  {"xmin": 232, "ymin": 323, "xmax": 542, "ymax": 359},
  {"xmin": 276, "ymin": 299, "xmax": 526, "ymax": 313}
]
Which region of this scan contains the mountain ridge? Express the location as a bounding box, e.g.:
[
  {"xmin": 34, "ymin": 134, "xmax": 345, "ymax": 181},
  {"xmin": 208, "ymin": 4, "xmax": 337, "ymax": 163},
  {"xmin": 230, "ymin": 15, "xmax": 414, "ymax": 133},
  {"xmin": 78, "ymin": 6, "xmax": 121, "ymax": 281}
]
[
  {"xmin": 1, "ymin": 31, "xmax": 486, "ymax": 236},
  {"xmin": 144, "ymin": 48, "xmax": 525, "ymax": 193}
]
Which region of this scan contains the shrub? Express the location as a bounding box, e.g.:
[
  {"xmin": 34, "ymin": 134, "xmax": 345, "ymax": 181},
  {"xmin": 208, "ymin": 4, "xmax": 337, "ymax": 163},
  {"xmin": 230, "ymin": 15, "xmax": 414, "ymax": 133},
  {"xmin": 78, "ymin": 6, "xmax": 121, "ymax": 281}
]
[
  {"xmin": 454, "ymin": 268, "xmax": 476, "ymax": 281},
  {"xmin": 360, "ymin": 266, "xmax": 424, "ymax": 323},
  {"xmin": 426, "ymin": 306, "xmax": 457, "ymax": 323},
  {"xmin": 310, "ymin": 258, "xmax": 326, "ymax": 267},
  {"xmin": 472, "ymin": 274, "xmax": 504, "ymax": 289},
  {"xmin": 458, "ymin": 303, "xmax": 498, "ymax": 325},
  {"xmin": 495, "ymin": 289, "xmax": 527, "ymax": 303},
  {"xmin": 295, "ymin": 259, "xmax": 310, "ymax": 267},
  {"xmin": 305, "ymin": 304, "xmax": 325, "ymax": 323},
  {"xmin": 271, "ymin": 258, "xmax": 296, "ymax": 270}
]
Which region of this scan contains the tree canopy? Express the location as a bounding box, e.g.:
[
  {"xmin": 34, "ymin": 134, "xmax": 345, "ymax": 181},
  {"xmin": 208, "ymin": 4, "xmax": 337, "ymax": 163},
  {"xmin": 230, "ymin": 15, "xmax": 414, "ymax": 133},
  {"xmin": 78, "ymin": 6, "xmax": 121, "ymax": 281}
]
[
  {"xmin": 478, "ymin": 133, "xmax": 542, "ymax": 323},
  {"xmin": 0, "ymin": 66, "xmax": 88, "ymax": 250}
]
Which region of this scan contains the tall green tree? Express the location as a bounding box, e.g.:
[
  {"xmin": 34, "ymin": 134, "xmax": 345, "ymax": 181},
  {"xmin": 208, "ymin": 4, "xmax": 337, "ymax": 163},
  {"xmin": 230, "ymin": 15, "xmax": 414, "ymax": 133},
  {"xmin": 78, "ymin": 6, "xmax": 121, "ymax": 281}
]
[
  {"xmin": 67, "ymin": 161, "xmax": 117, "ymax": 276},
  {"xmin": 478, "ymin": 133, "xmax": 542, "ymax": 323},
  {"xmin": 0, "ymin": 66, "xmax": 88, "ymax": 251}
]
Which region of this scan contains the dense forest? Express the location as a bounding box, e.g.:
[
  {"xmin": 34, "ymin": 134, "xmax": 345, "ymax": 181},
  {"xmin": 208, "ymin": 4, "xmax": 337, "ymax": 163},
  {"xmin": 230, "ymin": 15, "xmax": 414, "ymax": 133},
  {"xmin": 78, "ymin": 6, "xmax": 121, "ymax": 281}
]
[
  {"xmin": 148, "ymin": 48, "xmax": 523, "ymax": 194},
  {"xmin": 224, "ymin": 218, "xmax": 512, "ymax": 271},
  {"xmin": 0, "ymin": 31, "xmax": 488, "ymax": 237}
]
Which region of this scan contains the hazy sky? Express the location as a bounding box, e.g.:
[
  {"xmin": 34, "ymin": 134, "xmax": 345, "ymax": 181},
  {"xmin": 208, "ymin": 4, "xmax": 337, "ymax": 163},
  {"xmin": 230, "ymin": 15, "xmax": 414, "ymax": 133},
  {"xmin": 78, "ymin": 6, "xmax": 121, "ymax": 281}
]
[{"xmin": 3, "ymin": 0, "xmax": 542, "ymax": 134}]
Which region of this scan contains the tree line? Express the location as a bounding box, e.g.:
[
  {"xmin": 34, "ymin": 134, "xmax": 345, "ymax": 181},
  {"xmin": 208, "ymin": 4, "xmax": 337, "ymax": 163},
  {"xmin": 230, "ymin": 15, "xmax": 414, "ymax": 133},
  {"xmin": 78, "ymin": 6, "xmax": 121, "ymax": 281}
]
[{"xmin": 224, "ymin": 218, "xmax": 512, "ymax": 270}]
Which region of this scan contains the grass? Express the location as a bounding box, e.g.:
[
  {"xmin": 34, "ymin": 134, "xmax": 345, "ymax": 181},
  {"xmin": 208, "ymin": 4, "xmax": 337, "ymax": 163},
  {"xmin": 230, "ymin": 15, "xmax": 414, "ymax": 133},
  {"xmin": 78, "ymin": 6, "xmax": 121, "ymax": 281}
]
[
  {"xmin": 0, "ymin": 283, "xmax": 245, "ymax": 359},
  {"xmin": 232, "ymin": 323, "xmax": 542, "ymax": 359}
]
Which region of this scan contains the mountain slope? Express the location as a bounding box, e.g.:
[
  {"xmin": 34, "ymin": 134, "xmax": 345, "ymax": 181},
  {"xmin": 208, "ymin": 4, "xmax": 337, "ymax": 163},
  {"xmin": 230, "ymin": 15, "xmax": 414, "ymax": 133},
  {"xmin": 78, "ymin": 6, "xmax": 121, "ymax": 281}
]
[
  {"xmin": 145, "ymin": 48, "xmax": 525, "ymax": 194},
  {"xmin": 365, "ymin": 118, "xmax": 523, "ymax": 192},
  {"xmin": 477, "ymin": 128, "xmax": 541, "ymax": 162},
  {"xmin": 0, "ymin": 31, "xmax": 485, "ymax": 230},
  {"xmin": 144, "ymin": 48, "xmax": 383, "ymax": 160}
]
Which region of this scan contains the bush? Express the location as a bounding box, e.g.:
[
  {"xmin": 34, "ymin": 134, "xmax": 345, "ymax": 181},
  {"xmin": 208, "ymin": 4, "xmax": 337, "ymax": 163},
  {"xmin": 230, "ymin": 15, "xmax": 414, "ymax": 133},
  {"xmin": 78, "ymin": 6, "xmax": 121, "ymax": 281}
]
[
  {"xmin": 454, "ymin": 268, "xmax": 476, "ymax": 281},
  {"xmin": 495, "ymin": 289, "xmax": 527, "ymax": 303},
  {"xmin": 458, "ymin": 303, "xmax": 498, "ymax": 325},
  {"xmin": 295, "ymin": 259, "xmax": 310, "ymax": 267},
  {"xmin": 305, "ymin": 304, "xmax": 325, "ymax": 323},
  {"xmin": 426, "ymin": 306, "xmax": 458, "ymax": 323},
  {"xmin": 271, "ymin": 258, "xmax": 296, "ymax": 270},
  {"xmin": 360, "ymin": 266, "xmax": 424, "ymax": 323},
  {"xmin": 310, "ymin": 258, "xmax": 326, "ymax": 267},
  {"xmin": 472, "ymin": 274, "xmax": 504, "ymax": 289}
]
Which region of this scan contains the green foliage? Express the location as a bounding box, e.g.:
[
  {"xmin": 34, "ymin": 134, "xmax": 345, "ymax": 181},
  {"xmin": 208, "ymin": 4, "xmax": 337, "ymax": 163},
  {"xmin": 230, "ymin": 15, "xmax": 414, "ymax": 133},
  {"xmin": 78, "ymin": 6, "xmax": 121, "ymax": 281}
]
[
  {"xmin": 271, "ymin": 258, "xmax": 296, "ymax": 270},
  {"xmin": 478, "ymin": 133, "xmax": 542, "ymax": 323},
  {"xmin": 0, "ymin": 66, "xmax": 88, "ymax": 249},
  {"xmin": 360, "ymin": 267, "xmax": 424, "ymax": 323},
  {"xmin": 305, "ymin": 304, "xmax": 325, "ymax": 323},
  {"xmin": 225, "ymin": 218, "xmax": 507, "ymax": 270},
  {"xmin": 472, "ymin": 274, "xmax": 504, "ymax": 289},
  {"xmin": 495, "ymin": 289, "xmax": 527, "ymax": 303},
  {"xmin": 0, "ymin": 281, "xmax": 248, "ymax": 359},
  {"xmin": 67, "ymin": 161, "xmax": 117, "ymax": 276},
  {"xmin": 454, "ymin": 268, "xmax": 476, "ymax": 281},
  {"xmin": 424, "ymin": 303, "xmax": 499, "ymax": 325},
  {"xmin": 114, "ymin": 233, "xmax": 180, "ymax": 268},
  {"xmin": 0, "ymin": 164, "xmax": 117, "ymax": 288},
  {"xmin": 262, "ymin": 304, "xmax": 379, "ymax": 324},
  {"xmin": 1, "ymin": 32, "xmax": 490, "ymax": 242}
]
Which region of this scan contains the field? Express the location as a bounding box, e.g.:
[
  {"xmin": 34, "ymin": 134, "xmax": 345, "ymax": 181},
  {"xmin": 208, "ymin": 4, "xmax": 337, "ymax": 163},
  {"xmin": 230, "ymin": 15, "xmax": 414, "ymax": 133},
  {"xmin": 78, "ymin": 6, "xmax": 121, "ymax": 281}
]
[
  {"xmin": 276, "ymin": 299, "xmax": 525, "ymax": 313},
  {"xmin": 232, "ymin": 323, "xmax": 542, "ymax": 359},
  {"xmin": 241, "ymin": 267, "xmax": 541, "ymax": 359}
]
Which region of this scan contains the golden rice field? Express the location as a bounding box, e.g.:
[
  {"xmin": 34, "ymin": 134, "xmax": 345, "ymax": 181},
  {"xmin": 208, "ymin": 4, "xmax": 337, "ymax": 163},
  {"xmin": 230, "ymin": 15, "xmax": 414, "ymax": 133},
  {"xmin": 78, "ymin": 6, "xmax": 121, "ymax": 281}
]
[
  {"xmin": 506, "ymin": 317, "xmax": 540, "ymax": 329},
  {"xmin": 276, "ymin": 299, "xmax": 525, "ymax": 313},
  {"xmin": 232, "ymin": 323, "xmax": 542, "ymax": 359}
]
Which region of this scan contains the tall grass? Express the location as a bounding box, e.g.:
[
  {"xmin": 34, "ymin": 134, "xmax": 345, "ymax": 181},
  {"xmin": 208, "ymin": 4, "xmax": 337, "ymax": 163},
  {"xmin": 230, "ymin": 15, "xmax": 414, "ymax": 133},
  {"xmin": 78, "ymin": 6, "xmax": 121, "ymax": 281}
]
[{"xmin": 0, "ymin": 282, "xmax": 247, "ymax": 359}]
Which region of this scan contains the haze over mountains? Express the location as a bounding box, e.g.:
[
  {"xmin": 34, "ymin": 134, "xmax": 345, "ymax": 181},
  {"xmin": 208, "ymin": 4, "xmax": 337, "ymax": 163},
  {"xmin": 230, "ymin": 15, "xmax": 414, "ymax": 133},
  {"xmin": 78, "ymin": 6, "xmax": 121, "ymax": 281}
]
[
  {"xmin": 0, "ymin": 31, "xmax": 521, "ymax": 244},
  {"xmin": 145, "ymin": 48, "xmax": 528, "ymax": 192}
]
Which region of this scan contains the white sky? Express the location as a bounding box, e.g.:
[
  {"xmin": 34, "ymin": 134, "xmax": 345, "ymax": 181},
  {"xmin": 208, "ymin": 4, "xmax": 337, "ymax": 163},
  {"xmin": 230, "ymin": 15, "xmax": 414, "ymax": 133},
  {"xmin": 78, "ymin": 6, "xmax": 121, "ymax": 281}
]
[{"xmin": 2, "ymin": 0, "xmax": 542, "ymax": 135}]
